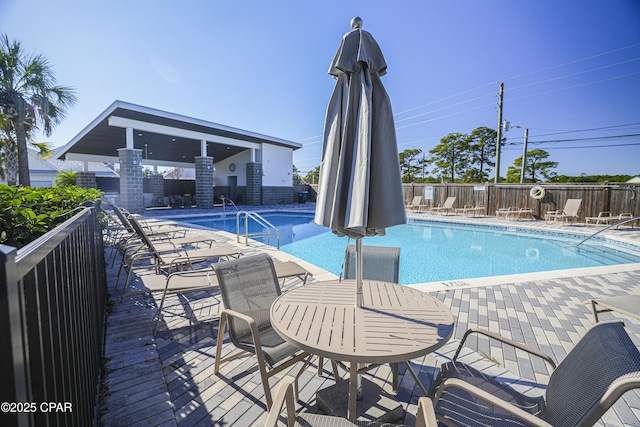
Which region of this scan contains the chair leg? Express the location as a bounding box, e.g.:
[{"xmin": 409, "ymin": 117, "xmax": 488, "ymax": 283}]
[
  {"xmin": 214, "ymin": 313, "xmax": 228, "ymax": 374},
  {"xmin": 392, "ymin": 362, "xmax": 399, "ymax": 390}
]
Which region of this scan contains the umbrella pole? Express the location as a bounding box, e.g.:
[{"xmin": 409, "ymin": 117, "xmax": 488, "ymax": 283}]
[{"xmin": 355, "ymin": 238, "xmax": 363, "ymax": 308}]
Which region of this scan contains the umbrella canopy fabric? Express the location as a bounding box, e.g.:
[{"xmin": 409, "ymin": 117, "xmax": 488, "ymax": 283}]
[{"xmin": 314, "ymin": 20, "xmax": 406, "ymax": 239}]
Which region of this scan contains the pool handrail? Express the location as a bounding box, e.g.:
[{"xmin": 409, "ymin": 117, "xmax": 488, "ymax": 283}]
[
  {"xmin": 576, "ymin": 215, "xmax": 640, "ymax": 248},
  {"xmin": 236, "ymin": 211, "xmax": 281, "ymax": 249}
]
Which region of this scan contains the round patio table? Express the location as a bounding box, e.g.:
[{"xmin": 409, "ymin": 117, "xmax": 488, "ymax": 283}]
[{"xmin": 270, "ymin": 279, "xmax": 455, "ymax": 421}]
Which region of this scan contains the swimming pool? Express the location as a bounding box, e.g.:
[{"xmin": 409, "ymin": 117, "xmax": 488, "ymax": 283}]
[{"xmin": 177, "ymin": 212, "xmax": 640, "ymax": 284}]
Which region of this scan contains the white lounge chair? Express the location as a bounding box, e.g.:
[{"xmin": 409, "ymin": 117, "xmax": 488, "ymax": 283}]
[
  {"xmin": 545, "ymin": 198, "xmax": 582, "ymax": 224},
  {"xmin": 430, "ymin": 196, "xmax": 456, "ymax": 215},
  {"xmin": 405, "ymin": 195, "xmax": 425, "ymax": 212}
]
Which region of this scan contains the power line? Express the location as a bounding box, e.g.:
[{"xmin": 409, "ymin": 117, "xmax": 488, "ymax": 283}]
[
  {"xmin": 507, "ymin": 58, "xmax": 640, "ymax": 92},
  {"xmin": 503, "ymin": 141, "xmax": 640, "ymax": 151},
  {"xmin": 499, "ymin": 42, "xmax": 640, "ymax": 82}
]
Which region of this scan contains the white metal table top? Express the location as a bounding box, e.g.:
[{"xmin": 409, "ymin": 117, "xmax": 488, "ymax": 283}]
[{"xmin": 270, "ymin": 279, "xmax": 455, "ymax": 364}]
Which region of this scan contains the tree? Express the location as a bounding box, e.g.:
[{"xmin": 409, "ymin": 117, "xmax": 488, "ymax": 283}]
[
  {"xmin": 398, "ymin": 148, "xmax": 421, "ymax": 183},
  {"xmin": 292, "ymin": 164, "xmax": 301, "ymax": 184},
  {"xmin": 427, "ymin": 133, "xmax": 470, "ymax": 182},
  {"xmin": 505, "ymin": 149, "xmax": 558, "ymax": 183},
  {"xmin": 55, "ymin": 170, "xmax": 77, "ymax": 187},
  {"xmin": 304, "ymin": 166, "xmax": 320, "ymax": 184},
  {"xmin": 0, "ymin": 34, "xmax": 77, "ymax": 186},
  {"xmin": 464, "ymin": 126, "xmax": 496, "ymax": 182}
]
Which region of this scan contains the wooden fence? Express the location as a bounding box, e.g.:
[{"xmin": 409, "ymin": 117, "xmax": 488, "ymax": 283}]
[
  {"xmin": 402, "ymin": 182, "xmax": 640, "ymax": 220},
  {"xmin": 306, "ymin": 182, "xmax": 640, "ymax": 220},
  {"xmin": 0, "ymin": 202, "xmax": 107, "ymax": 426}
]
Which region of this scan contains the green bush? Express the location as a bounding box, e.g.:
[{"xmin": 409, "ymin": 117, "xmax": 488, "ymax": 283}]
[{"xmin": 0, "ymin": 184, "xmax": 103, "ymax": 248}]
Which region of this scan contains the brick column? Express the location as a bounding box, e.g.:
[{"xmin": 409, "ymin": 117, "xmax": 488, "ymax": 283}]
[
  {"xmin": 195, "ymin": 156, "xmax": 214, "ymax": 208},
  {"xmin": 245, "ymin": 162, "xmax": 262, "ymax": 205},
  {"xmin": 148, "ymin": 174, "xmax": 165, "ymax": 206},
  {"xmin": 117, "ymin": 148, "xmax": 144, "ymax": 213},
  {"xmin": 75, "ymin": 171, "xmax": 96, "ymax": 189}
]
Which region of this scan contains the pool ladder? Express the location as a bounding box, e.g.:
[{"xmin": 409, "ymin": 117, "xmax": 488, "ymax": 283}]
[
  {"xmin": 576, "ymin": 216, "xmax": 640, "ymax": 248},
  {"xmin": 236, "ymin": 211, "xmax": 280, "ymax": 248}
]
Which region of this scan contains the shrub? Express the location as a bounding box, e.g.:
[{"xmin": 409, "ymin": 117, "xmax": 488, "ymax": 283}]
[{"xmin": 0, "ymin": 184, "xmax": 103, "ymax": 248}]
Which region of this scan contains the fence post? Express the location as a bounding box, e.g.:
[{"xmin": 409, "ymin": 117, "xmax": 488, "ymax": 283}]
[{"xmin": 0, "ymin": 245, "xmax": 29, "ymax": 427}]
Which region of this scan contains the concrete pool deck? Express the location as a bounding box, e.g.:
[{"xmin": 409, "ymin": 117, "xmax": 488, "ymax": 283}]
[{"xmin": 99, "ymin": 204, "xmax": 640, "ymax": 426}]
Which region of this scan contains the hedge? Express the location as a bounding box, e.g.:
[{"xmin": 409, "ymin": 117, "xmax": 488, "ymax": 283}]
[{"xmin": 0, "ymin": 184, "xmax": 103, "ymax": 248}]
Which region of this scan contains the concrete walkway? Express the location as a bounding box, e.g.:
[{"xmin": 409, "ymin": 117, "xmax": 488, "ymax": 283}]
[{"xmin": 98, "ymin": 205, "xmax": 640, "ymax": 426}]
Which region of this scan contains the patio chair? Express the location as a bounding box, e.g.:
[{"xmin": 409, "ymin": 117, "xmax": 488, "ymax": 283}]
[
  {"xmin": 584, "ymin": 295, "xmax": 640, "ymax": 322},
  {"xmin": 430, "ymin": 196, "xmax": 456, "ymax": 215},
  {"xmin": 264, "ymin": 377, "xmax": 438, "ymax": 427},
  {"xmin": 406, "ymin": 195, "xmax": 425, "ymax": 212},
  {"xmin": 428, "ymin": 321, "xmax": 640, "ymax": 427},
  {"xmin": 544, "ymin": 198, "xmax": 582, "ymax": 224},
  {"xmin": 338, "ymin": 244, "xmax": 401, "ymax": 386},
  {"xmin": 212, "ymin": 254, "xmax": 313, "ymax": 409},
  {"xmin": 341, "ymin": 244, "xmax": 401, "ymax": 284}
]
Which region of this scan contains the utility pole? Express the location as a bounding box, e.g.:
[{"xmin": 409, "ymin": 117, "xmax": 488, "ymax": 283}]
[
  {"xmin": 494, "ymin": 82, "xmax": 504, "ymax": 183},
  {"xmin": 520, "ymin": 128, "xmax": 529, "ymax": 184}
]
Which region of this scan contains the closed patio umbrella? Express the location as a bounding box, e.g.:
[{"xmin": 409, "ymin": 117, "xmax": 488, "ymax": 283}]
[{"xmin": 314, "ymin": 17, "xmax": 406, "ymax": 307}]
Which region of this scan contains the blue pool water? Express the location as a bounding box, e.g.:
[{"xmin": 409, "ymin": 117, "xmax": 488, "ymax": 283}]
[{"xmin": 178, "ymin": 213, "xmax": 640, "ymax": 284}]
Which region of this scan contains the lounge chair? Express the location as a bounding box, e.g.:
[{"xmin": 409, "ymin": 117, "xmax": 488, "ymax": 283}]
[
  {"xmin": 405, "ymin": 195, "xmax": 425, "ymax": 212},
  {"xmin": 455, "ymin": 205, "xmax": 484, "ymax": 217},
  {"xmin": 144, "ymin": 259, "xmax": 313, "ymax": 334},
  {"xmin": 212, "ymin": 254, "xmax": 312, "ymax": 409},
  {"xmin": 545, "ymin": 198, "xmax": 582, "ymax": 224},
  {"xmin": 430, "ymin": 196, "xmax": 456, "ymax": 215},
  {"xmin": 495, "ymin": 207, "xmax": 515, "ymax": 219},
  {"xmin": 510, "ymin": 207, "xmax": 535, "ymax": 220},
  {"xmin": 265, "ymin": 377, "xmax": 438, "ymax": 427},
  {"xmin": 584, "ymin": 295, "xmax": 640, "ymax": 322},
  {"xmin": 428, "ymin": 321, "xmax": 640, "ymax": 427},
  {"xmin": 585, "ymin": 211, "xmax": 613, "ymax": 226},
  {"xmin": 117, "ymin": 217, "xmax": 242, "ymax": 288}
]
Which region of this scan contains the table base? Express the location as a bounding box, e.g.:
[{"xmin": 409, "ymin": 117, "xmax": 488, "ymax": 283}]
[{"xmin": 316, "ymin": 378, "xmax": 403, "ymax": 423}]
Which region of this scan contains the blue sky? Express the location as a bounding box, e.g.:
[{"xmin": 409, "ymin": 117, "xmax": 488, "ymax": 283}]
[{"xmin": 2, "ymin": 0, "xmax": 639, "ymax": 178}]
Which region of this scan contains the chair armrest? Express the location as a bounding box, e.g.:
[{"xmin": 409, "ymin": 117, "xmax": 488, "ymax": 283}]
[
  {"xmin": 264, "ymin": 378, "xmax": 297, "ymax": 427},
  {"xmin": 453, "ymin": 327, "xmax": 557, "ymax": 370},
  {"xmin": 220, "ymin": 309, "xmax": 264, "ymax": 351},
  {"xmin": 416, "ymin": 397, "xmax": 438, "ymax": 427},
  {"xmin": 434, "ymin": 378, "xmax": 553, "ymax": 427}
]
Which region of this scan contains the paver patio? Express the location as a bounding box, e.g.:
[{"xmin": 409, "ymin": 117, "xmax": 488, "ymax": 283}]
[{"xmin": 98, "ymin": 205, "xmax": 640, "ymax": 426}]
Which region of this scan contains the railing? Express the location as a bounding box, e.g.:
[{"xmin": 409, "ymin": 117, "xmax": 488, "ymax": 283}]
[
  {"xmin": 0, "ymin": 202, "xmax": 107, "ymax": 427},
  {"xmin": 576, "ymin": 216, "xmax": 640, "ymax": 248},
  {"xmin": 220, "ymin": 195, "xmax": 239, "ymax": 216},
  {"xmin": 236, "ymin": 211, "xmax": 280, "ymax": 248}
]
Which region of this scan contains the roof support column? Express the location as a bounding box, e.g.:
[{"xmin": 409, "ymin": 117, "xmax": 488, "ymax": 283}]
[
  {"xmin": 117, "ymin": 148, "xmax": 144, "ymax": 213},
  {"xmin": 125, "ymin": 127, "xmax": 134, "ymax": 149},
  {"xmin": 195, "ymin": 156, "xmax": 214, "ymax": 208}
]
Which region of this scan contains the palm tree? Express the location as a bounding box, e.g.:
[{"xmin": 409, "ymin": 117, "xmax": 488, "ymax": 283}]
[{"xmin": 0, "ymin": 33, "xmax": 77, "ymax": 186}]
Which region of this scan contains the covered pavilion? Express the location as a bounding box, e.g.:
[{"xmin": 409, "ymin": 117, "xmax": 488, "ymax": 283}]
[{"xmin": 55, "ymin": 100, "xmax": 302, "ymax": 213}]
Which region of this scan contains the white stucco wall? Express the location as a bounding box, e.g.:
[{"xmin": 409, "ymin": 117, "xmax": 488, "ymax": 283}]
[
  {"xmin": 262, "ymin": 144, "xmax": 293, "ymax": 187},
  {"xmin": 213, "ymin": 145, "xmax": 293, "ymax": 187},
  {"xmin": 213, "ymin": 151, "xmax": 250, "ymax": 186}
]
